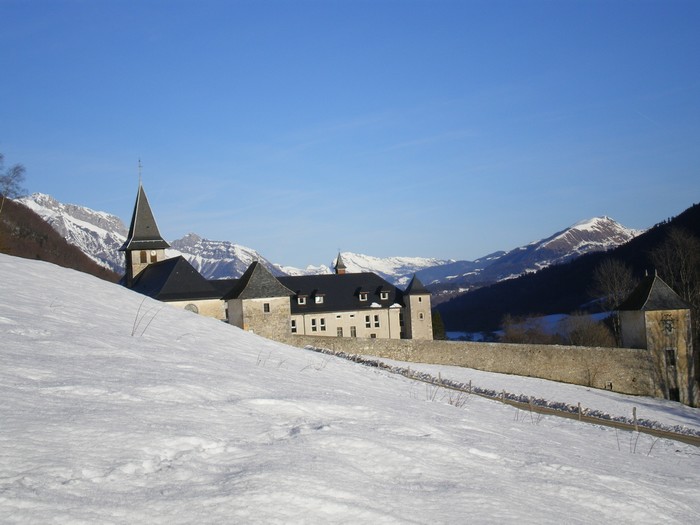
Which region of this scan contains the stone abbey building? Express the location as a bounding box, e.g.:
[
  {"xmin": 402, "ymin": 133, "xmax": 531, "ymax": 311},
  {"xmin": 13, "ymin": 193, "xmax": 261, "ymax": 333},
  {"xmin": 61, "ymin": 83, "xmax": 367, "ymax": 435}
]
[{"xmin": 120, "ymin": 184, "xmax": 433, "ymax": 340}]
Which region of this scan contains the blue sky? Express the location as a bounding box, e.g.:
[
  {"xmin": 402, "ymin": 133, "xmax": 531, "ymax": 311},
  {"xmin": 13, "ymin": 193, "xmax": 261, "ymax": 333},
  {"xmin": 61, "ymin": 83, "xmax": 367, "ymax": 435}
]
[{"xmin": 1, "ymin": 0, "xmax": 699, "ymax": 268}]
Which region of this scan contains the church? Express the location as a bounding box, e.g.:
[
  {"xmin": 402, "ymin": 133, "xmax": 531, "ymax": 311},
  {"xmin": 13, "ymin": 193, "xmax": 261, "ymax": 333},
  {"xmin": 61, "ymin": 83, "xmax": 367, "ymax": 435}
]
[{"xmin": 120, "ymin": 184, "xmax": 434, "ymax": 341}]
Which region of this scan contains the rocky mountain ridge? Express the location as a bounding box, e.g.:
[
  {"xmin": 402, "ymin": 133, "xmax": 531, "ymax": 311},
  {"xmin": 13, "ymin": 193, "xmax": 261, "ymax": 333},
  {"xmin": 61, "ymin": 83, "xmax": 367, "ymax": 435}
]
[
  {"xmin": 17, "ymin": 193, "xmax": 642, "ymax": 291},
  {"xmin": 420, "ymin": 216, "xmax": 642, "ymax": 300}
]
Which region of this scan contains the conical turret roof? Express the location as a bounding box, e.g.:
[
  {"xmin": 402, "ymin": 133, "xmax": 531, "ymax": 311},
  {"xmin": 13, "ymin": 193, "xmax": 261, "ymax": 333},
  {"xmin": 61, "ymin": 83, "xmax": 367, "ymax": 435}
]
[
  {"xmin": 334, "ymin": 252, "xmax": 347, "ymax": 273},
  {"xmin": 617, "ymin": 273, "xmax": 691, "ymax": 311},
  {"xmin": 404, "ymin": 275, "xmax": 430, "ymax": 295},
  {"xmin": 119, "ymin": 184, "xmax": 170, "ymax": 251}
]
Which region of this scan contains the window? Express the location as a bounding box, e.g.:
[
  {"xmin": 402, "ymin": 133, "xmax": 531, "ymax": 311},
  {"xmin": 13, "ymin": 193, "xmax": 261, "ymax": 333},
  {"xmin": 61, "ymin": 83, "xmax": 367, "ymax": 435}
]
[
  {"xmin": 298, "ymin": 296, "xmax": 307, "ymax": 305},
  {"xmin": 359, "ymin": 292, "xmax": 368, "ymax": 301},
  {"xmin": 661, "ymin": 314, "xmax": 675, "ymax": 334},
  {"xmin": 139, "ymin": 251, "xmax": 147, "ymax": 263},
  {"xmin": 320, "ymin": 318, "xmax": 326, "ymax": 332},
  {"xmin": 666, "ymin": 348, "xmax": 677, "ymax": 367},
  {"xmin": 374, "ymin": 314, "xmax": 380, "ymax": 328},
  {"xmin": 365, "ymin": 315, "xmax": 371, "ymax": 328},
  {"xmin": 350, "ymin": 326, "xmax": 357, "ymax": 337},
  {"xmin": 311, "ymin": 319, "xmax": 317, "ymax": 332},
  {"xmin": 336, "ymin": 314, "xmax": 342, "ymax": 319},
  {"xmin": 418, "ymin": 297, "xmax": 423, "ymax": 302},
  {"xmin": 380, "ymin": 291, "xmax": 389, "ymax": 301},
  {"xmin": 291, "ymin": 320, "xmax": 297, "ymax": 333},
  {"xmin": 337, "ymin": 327, "xmax": 343, "ymax": 337},
  {"xmin": 263, "ymin": 303, "xmax": 270, "ymax": 313},
  {"xmin": 184, "ymin": 304, "xmax": 199, "ymax": 314},
  {"xmin": 370, "ymin": 333, "xmax": 377, "ymax": 339},
  {"xmin": 419, "ymin": 313, "xmax": 424, "ymax": 320},
  {"xmin": 315, "ymin": 295, "xmax": 324, "ymax": 304}
]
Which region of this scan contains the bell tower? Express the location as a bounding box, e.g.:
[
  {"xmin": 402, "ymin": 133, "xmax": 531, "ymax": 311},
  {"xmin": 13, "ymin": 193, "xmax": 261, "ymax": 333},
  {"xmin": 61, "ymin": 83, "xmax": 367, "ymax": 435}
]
[{"xmin": 119, "ymin": 182, "xmax": 170, "ymax": 286}]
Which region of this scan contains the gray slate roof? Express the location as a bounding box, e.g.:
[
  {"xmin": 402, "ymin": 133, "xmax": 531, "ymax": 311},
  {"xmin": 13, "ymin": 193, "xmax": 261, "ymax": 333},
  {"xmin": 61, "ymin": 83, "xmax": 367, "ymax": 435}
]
[
  {"xmin": 334, "ymin": 252, "xmax": 347, "ymax": 272},
  {"xmin": 129, "ymin": 256, "xmax": 221, "ymax": 301},
  {"xmin": 223, "ymin": 261, "xmax": 294, "ymax": 300},
  {"xmin": 120, "ymin": 184, "xmax": 170, "ymax": 251},
  {"xmin": 617, "ymin": 274, "xmax": 691, "ymax": 311},
  {"xmin": 278, "ymin": 272, "xmax": 404, "ymax": 314},
  {"xmin": 404, "ymin": 275, "xmax": 430, "ymax": 295}
]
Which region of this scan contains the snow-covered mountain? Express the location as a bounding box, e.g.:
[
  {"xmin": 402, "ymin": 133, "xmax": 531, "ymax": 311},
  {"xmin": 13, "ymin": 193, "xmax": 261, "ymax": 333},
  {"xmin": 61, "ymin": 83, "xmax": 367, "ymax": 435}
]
[
  {"xmin": 17, "ymin": 194, "xmax": 281, "ymax": 279},
  {"xmin": 18, "ymin": 193, "xmax": 128, "ymax": 273},
  {"xmin": 169, "ymin": 233, "xmax": 284, "ymax": 278},
  {"xmin": 18, "ymin": 194, "xmax": 641, "ymax": 290},
  {"xmin": 419, "ymin": 217, "xmax": 642, "ymax": 295},
  {"xmin": 336, "ymin": 252, "xmax": 451, "ymax": 286},
  {"xmin": 3, "ymin": 253, "xmax": 699, "ymax": 522},
  {"xmin": 274, "ymin": 263, "xmax": 332, "ymax": 277}
]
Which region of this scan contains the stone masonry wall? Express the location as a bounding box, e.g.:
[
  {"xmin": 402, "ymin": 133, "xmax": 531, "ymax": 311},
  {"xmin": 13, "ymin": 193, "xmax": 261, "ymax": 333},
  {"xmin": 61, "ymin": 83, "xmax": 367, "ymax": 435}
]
[{"xmin": 272, "ymin": 334, "xmax": 659, "ymax": 397}]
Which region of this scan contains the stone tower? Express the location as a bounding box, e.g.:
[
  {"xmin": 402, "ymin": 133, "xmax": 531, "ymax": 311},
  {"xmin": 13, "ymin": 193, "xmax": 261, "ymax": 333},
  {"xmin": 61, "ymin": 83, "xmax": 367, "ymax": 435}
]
[
  {"xmin": 119, "ymin": 183, "xmax": 170, "ymax": 286},
  {"xmin": 403, "ymin": 275, "xmax": 433, "ymax": 340},
  {"xmin": 618, "ymin": 273, "xmax": 697, "ymax": 406}
]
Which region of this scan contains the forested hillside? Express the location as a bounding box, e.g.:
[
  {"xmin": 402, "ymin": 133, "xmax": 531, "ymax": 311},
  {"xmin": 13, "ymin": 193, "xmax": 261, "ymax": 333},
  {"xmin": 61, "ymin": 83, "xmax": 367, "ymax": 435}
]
[
  {"xmin": 437, "ymin": 203, "xmax": 700, "ymax": 332},
  {"xmin": 0, "ymin": 197, "xmax": 120, "ymax": 283}
]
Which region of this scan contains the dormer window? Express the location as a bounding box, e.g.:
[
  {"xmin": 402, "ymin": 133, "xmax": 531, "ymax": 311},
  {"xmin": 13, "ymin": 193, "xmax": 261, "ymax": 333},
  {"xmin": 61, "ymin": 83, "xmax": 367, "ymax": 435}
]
[
  {"xmin": 359, "ymin": 292, "xmax": 368, "ymax": 301},
  {"xmin": 380, "ymin": 291, "xmax": 389, "ymax": 301},
  {"xmin": 315, "ymin": 295, "xmax": 324, "ymax": 304},
  {"xmin": 298, "ymin": 296, "xmax": 307, "ymax": 306}
]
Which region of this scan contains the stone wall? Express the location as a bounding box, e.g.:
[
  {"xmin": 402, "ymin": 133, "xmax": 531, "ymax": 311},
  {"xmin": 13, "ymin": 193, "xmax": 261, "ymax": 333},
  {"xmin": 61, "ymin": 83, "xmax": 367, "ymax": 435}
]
[
  {"xmin": 237, "ymin": 297, "xmax": 291, "ymax": 339},
  {"xmin": 169, "ymin": 298, "xmax": 226, "ymax": 320},
  {"xmin": 273, "ymin": 334, "xmax": 659, "ymax": 397}
]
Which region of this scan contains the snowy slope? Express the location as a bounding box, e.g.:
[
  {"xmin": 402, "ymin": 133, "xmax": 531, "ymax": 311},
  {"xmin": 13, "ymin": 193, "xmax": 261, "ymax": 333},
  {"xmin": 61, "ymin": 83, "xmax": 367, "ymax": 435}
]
[{"xmin": 1, "ymin": 253, "xmax": 699, "ymax": 523}]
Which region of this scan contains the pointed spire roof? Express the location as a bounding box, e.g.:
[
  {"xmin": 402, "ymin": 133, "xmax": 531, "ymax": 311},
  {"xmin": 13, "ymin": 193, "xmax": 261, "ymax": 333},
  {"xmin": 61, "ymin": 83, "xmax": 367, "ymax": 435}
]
[
  {"xmin": 223, "ymin": 261, "xmax": 294, "ymax": 300},
  {"xmin": 404, "ymin": 275, "xmax": 430, "ymax": 295},
  {"xmin": 334, "ymin": 252, "xmax": 347, "ymax": 274},
  {"xmin": 617, "ymin": 273, "xmax": 691, "ymax": 311},
  {"xmin": 119, "ymin": 183, "xmax": 170, "ymax": 251}
]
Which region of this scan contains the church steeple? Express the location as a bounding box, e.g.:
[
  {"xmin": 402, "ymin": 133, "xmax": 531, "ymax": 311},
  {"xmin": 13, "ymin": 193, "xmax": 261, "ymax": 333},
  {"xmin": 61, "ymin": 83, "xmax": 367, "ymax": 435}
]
[
  {"xmin": 120, "ymin": 183, "xmax": 170, "ymax": 286},
  {"xmin": 334, "ymin": 252, "xmax": 347, "ymax": 275}
]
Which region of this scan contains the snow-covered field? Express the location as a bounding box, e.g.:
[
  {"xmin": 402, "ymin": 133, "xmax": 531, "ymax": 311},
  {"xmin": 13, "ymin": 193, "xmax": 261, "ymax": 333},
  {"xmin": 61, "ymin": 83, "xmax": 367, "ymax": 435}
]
[{"xmin": 1, "ymin": 253, "xmax": 699, "ymax": 523}]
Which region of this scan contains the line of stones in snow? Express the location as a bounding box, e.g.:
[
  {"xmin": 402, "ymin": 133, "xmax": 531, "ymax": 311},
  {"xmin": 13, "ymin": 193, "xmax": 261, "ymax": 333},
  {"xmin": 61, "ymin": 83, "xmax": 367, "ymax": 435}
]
[{"xmin": 303, "ymin": 345, "xmax": 700, "ymax": 439}]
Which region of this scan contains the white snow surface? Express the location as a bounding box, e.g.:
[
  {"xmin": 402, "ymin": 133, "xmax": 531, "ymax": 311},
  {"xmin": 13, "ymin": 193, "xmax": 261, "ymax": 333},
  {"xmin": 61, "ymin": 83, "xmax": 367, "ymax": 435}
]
[{"xmin": 2, "ymin": 253, "xmax": 700, "ymax": 523}]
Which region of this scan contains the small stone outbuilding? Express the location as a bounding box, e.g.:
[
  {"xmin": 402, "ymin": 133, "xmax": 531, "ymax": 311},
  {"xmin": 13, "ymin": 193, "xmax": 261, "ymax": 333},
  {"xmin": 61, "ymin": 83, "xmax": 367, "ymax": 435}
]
[{"xmin": 618, "ymin": 273, "xmax": 698, "ymax": 406}]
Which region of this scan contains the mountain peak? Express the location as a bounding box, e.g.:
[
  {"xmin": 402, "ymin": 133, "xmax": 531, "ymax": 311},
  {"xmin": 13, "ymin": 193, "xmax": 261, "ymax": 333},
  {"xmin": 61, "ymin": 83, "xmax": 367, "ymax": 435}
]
[{"xmin": 540, "ymin": 217, "xmax": 639, "ymax": 254}]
